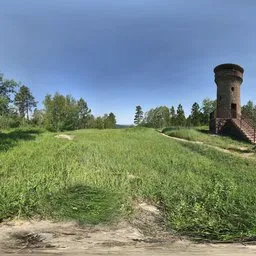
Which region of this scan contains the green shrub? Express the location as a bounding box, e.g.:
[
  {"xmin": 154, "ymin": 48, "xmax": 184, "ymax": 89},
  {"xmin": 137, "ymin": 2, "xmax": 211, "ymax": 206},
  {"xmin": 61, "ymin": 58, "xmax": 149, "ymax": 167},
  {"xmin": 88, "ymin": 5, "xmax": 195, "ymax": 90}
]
[{"xmin": 0, "ymin": 115, "xmax": 21, "ymax": 129}]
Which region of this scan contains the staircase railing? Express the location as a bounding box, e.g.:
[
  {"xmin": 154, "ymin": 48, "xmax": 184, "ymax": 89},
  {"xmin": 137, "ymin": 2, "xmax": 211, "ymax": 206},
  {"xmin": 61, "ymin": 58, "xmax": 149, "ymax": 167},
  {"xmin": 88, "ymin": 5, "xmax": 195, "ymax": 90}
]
[
  {"xmin": 210, "ymin": 109, "xmax": 256, "ymax": 143},
  {"xmin": 237, "ymin": 112, "xmax": 256, "ymax": 143}
]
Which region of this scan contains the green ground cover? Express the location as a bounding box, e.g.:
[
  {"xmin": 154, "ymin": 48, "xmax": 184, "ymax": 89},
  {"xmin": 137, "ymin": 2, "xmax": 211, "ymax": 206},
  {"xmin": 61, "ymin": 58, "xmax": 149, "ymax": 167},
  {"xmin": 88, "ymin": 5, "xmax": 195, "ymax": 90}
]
[
  {"xmin": 1, "ymin": 127, "xmax": 256, "ymax": 240},
  {"xmin": 162, "ymin": 126, "xmax": 254, "ymax": 153}
]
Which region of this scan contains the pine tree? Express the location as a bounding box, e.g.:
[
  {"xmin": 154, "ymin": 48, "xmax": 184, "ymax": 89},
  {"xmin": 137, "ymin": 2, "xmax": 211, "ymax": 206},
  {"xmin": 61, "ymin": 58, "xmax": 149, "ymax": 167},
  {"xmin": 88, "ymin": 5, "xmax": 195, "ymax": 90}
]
[
  {"xmin": 14, "ymin": 85, "xmax": 37, "ymax": 120},
  {"xmin": 170, "ymin": 106, "xmax": 176, "ymax": 126},
  {"xmin": 77, "ymin": 98, "xmax": 91, "ymax": 129},
  {"xmin": 0, "ymin": 74, "xmax": 18, "ymax": 116},
  {"xmin": 190, "ymin": 102, "xmax": 202, "ymax": 126},
  {"xmin": 134, "ymin": 105, "xmax": 143, "ymax": 125},
  {"xmin": 176, "ymin": 104, "xmax": 186, "ymax": 126}
]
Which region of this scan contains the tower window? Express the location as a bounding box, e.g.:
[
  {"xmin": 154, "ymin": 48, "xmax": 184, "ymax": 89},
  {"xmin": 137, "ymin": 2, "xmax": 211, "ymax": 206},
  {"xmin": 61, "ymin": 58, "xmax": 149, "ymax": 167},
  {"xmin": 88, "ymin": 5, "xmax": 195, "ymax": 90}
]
[
  {"xmin": 231, "ymin": 87, "xmax": 234, "ymax": 92},
  {"xmin": 219, "ymin": 96, "xmax": 222, "ymax": 101}
]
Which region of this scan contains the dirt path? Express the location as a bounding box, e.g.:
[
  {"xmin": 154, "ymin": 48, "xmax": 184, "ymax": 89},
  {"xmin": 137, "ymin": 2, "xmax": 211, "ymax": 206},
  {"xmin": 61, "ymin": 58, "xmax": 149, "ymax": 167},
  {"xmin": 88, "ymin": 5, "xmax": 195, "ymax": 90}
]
[
  {"xmin": 161, "ymin": 133, "xmax": 255, "ymax": 158},
  {"xmin": 1, "ymin": 219, "xmax": 256, "ymax": 256},
  {"xmin": 1, "ymin": 199, "xmax": 256, "ymax": 256}
]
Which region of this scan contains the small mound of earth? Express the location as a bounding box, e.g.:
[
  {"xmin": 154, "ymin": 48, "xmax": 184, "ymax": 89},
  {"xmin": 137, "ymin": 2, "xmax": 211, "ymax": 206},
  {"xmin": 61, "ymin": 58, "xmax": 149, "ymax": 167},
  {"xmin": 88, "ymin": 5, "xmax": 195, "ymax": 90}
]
[
  {"xmin": 239, "ymin": 146, "xmax": 249, "ymax": 151},
  {"xmin": 138, "ymin": 203, "xmax": 160, "ymax": 215},
  {"xmin": 55, "ymin": 134, "xmax": 75, "ymax": 141},
  {"xmin": 131, "ymin": 201, "xmax": 171, "ymax": 240}
]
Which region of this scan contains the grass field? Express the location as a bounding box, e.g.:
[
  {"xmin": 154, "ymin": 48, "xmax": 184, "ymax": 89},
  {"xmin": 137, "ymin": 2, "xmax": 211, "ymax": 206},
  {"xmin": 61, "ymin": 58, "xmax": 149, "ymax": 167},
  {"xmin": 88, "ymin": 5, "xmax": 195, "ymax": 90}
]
[
  {"xmin": 1, "ymin": 127, "xmax": 256, "ymax": 241},
  {"xmin": 162, "ymin": 126, "xmax": 254, "ymax": 153}
]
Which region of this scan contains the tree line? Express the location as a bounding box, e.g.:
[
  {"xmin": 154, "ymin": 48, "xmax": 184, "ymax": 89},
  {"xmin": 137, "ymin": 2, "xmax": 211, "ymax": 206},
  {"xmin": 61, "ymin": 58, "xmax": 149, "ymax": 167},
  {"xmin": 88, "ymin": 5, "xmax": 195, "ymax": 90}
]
[
  {"xmin": 2, "ymin": 72, "xmax": 256, "ymax": 131},
  {"xmin": 0, "ymin": 73, "xmax": 116, "ymax": 131},
  {"xmin": 134, "ymin": 100, "xmax": 256, "ymax": 128},
  {"xmin": 134, "ymin": 99, "xmax": 216, "ymax": 128}
]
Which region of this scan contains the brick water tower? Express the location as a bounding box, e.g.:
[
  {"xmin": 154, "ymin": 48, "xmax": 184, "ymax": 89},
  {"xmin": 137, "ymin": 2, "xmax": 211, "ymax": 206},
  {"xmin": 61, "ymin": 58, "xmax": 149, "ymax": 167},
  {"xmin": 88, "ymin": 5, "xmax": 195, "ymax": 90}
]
[
  {"xmin": 210, "ymin": 63, "xmax": 245, "ymax": 134},
  {"xmin": 210, "ymin": 63, "xmax": 256, "ymax": 143},
  {"xmin": 214, "ymin": 63, "xmax": 244, "ymax": 119}
]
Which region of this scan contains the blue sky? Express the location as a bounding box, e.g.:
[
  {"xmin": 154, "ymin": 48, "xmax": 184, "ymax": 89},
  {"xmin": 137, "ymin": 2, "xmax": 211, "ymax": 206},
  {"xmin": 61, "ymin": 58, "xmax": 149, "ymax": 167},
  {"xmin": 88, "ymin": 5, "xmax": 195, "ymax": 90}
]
[{"xmin": 0, "ymin": 0, "xmax": 256, "ymax": 124}]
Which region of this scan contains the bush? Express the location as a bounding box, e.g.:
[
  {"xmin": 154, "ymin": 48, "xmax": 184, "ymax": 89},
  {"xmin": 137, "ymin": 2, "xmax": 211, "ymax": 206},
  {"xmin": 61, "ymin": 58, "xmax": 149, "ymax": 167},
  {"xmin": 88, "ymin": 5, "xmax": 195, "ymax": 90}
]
[
  {"xmin": 161, "ymin": 127, "xmax": 182, "ymax": 133},
  {"xmin": 0, "ymin": 115, "xmax": 21, "ymax": 129}
]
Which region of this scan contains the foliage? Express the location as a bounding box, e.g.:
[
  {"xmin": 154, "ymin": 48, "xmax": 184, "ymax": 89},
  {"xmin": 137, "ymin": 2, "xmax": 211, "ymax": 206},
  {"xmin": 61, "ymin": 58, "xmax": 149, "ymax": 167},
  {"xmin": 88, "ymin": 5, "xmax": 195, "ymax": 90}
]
[
  {"xmin": 242, "ymin": 100, "xmax": 256, "ymax": 125},
  {"xmin": 31, "ymin": 109, "xmax": 45, "ymax": 127},
  {"xmin": 0, "ymin": 75, "xmax": 18, "ymax": 116},
  {"xmin": 43, "ymin": 93, "xmax": 92, "ymax": 131},
  {"xmin": 189, "ymin": 102, "xmax": 203, "ymax": 126},
  {"xmin": 176, "ymin": 104, "xmax": 186, "ymax": 126},
  {"xmin": 44, "ymin": 93, "xmax": 69, "ymax": 131},
  {"xmin": 170, "ymin": 106, "xmax": 176, "ymax": 125},
  {"xmin": 86, "ymin": 114, "xmax": 96, "ymax": 128},
  {"xmin": 0, "ymin": 115, "xmax": 21, "ymax": 129},
  {"xmin": 90, "ymin": 113, "xmax": 117, "ymax": 129},
  {"xmin": 93, "ymin": 116, "xmax": 105, "ymax": 129},
  {"xmin": 104, "ymin": 112, "xmax": 116, "ymax": 129},
  {"xmin": 134, "ymin": 105, "xmax": 143, "ymax": 125},
  {"xmin": 0, "ymin": 72, "xmax": 118, "ymax": 131},
  {"xmin": 43, "ymin": 93, "xmax": 117, "ymax": 131},
  {"xmin": 143, "ymin": 106, "xmax": 171, "ymax": 128},
  {"xmin": 142, "ymin": 99, "xmax": 217, "ymax": 128},
  {"xmin": 77, "ymin": 98, "xmax": 91, "ymax": 129},
  {"xmin": 14, "ymin": 85, "xmax": 37, "ymax": 120},
  {"xmin": 201, "ymin": 98, "xmax": 216, "ymax": 124}
]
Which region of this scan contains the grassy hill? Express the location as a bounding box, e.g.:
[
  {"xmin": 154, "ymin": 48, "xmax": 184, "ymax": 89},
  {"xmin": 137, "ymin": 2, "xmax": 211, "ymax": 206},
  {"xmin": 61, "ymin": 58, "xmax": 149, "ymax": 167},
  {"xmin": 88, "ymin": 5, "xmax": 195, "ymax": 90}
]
[
  {"xmin": 162, "ymin": 126, "xmax": 254, "ymax": 152},
  {"xmin": 1, "ymin": 127, "xmax": 256, "ymax": 241}
]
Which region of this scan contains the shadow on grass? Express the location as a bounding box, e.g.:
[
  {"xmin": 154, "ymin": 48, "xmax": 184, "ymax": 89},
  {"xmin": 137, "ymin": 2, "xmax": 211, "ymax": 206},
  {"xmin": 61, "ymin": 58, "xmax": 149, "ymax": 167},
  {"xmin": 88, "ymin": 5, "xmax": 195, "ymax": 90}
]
[
  {"xmin": 0, "ymin": 128, "xmax": 42, "ymax": 152},
  {"xmin": 161, "ymin": 127, "xmax": 183, "ymax": 133},
  {"xmin": 177, "ymin": 140, "xmax": 236, "ymax": 162},
  {"xmin": 177, "ymin": 141, "xmax": 213, "ymax": 157},
  {"xmin": 46, "ymin": 185, "xmax": 122, "ymax": 224},
  {"xmin": 178, "ymin": 140, "xmax": 255, "ymax": 160},
  {"xmin": 196, "ymin": 128, "xmax": 253, "ymax": 145},
  {"xmin": 227, "ymin": 148, "xmax": 255, "ymax": 154},
  {"xmin": 196, "ymin": 128, "xmax": 210, "ymax": 134}
]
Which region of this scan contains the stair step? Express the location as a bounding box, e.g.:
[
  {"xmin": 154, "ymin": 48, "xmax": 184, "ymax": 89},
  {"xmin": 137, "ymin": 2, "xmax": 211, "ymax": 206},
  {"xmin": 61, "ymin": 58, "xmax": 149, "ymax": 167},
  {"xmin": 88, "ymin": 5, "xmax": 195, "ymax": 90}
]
[{"xmin": 230, "ymin": 119, "xmax": 256, "ymax": 143}]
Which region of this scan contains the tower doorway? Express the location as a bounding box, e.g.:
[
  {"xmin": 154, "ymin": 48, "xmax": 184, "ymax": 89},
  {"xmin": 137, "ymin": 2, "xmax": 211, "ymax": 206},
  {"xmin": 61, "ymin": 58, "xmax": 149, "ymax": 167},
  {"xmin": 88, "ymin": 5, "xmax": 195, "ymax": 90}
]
[{"xmin": 231, "ymin": 103, "xmax": 237, "ymax": 118}]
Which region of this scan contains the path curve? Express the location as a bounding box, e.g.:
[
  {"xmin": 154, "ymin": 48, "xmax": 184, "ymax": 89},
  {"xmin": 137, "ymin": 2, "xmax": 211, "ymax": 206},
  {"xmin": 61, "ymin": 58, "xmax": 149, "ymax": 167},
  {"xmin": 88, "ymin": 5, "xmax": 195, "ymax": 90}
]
[{"xmin": 161, "ymin": 133, "xmax": 255, "ymax": 158}]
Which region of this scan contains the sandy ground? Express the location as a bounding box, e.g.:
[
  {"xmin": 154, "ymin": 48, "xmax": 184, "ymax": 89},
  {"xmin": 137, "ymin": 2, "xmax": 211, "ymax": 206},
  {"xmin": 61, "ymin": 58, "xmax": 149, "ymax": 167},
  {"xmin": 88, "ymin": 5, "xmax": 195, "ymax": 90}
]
[
  {"xmin": 1, "ymin": 203, "xmax": 256, "ymax": 255},
  {"xmin": 55, "ymin": 134, "xmax": 75, "ymax": 141},
  {"xmin": 1, "ymin": 220, "xmax": 256, "ymax": 256}
]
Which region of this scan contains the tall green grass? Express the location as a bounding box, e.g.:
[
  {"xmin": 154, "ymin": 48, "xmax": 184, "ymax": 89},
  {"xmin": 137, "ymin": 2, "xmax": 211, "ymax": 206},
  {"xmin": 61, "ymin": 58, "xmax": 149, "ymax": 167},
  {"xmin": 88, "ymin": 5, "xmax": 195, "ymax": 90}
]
[
  {"xmin": 162, "ymin": 127, "xmax": 253, "ymax": 152},
  {"xmin": 1, "ymin": 127, "xmax": 256, "ymax": 240}
]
